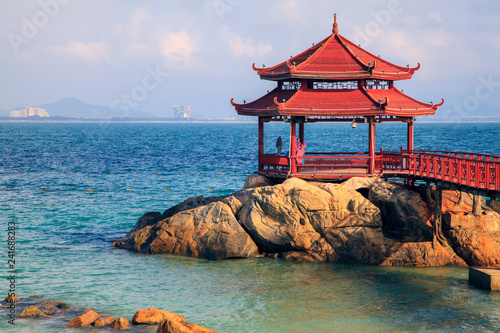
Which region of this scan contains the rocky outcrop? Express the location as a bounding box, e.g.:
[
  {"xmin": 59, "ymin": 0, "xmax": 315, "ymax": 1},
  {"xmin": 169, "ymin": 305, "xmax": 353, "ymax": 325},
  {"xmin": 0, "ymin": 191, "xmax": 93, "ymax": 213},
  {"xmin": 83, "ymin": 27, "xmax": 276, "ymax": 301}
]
[{"xmin": 114, "ymin": 176, "xmax": 500, "ymax": 267}]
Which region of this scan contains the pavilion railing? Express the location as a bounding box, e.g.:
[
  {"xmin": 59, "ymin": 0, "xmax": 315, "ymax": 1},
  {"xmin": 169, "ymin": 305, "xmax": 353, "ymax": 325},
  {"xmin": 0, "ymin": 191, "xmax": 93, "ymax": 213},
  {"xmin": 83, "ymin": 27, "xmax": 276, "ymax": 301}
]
[
  {"xmin": 259, "ymin": 150, "xmax": 500, "ymax": 191},
  {"xmin": 259, "ymin": 152, "xmax": 376, "ymax": 176}
]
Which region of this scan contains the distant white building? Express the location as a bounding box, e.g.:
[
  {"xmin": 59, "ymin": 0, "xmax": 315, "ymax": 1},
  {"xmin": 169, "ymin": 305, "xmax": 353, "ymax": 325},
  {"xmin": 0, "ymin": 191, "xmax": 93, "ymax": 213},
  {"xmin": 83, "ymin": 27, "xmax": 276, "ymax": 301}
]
[
  {"xmin": 173, "ymin": 105, "xmax": 190, "ymax": 118},
  {"xmin": 10, "ymin": 107, "xmax": 49, "ymax": 118}
]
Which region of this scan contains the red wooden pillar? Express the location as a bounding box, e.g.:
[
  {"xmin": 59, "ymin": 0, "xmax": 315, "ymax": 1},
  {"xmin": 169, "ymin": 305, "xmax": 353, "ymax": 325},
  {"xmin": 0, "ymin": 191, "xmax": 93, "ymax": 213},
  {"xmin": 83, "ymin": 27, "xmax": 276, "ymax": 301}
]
[
  {"xmin": 407, "ymin": 118, "xmax": 414, "ymax": 151},
  {"xmin": 368, "ymin": 117, "xmax": 376, "ymax": 174},
  {"xmin": 299, "ymin": 121, "xmax": 305, "ymax": 144},
  {"xmin": 290, "ymin": 118, "xmax": 297, "ymax": 174},
  {"xmin": 258, "ymin": 116, "xmax": 264, "ymax": 171}
]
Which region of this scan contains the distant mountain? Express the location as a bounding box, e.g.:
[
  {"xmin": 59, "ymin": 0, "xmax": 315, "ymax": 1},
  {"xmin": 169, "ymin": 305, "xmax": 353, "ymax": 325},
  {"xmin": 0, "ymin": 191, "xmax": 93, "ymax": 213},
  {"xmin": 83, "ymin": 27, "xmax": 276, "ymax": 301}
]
[
  {"xmin": 36, "ymin": 97, "xmax": 156, "ymax": 119},
  {"xmin": 0, "ymin": 108, "xmax": 8, "ymax": 117}
]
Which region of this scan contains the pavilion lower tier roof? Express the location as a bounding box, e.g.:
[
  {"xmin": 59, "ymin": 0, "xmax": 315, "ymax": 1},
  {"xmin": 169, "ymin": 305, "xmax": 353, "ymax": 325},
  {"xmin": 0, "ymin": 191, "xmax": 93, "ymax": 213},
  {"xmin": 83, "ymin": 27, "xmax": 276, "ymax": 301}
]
[{"xmin": 232, "ymin": 87, "xmax": 442, "ymax": 117}]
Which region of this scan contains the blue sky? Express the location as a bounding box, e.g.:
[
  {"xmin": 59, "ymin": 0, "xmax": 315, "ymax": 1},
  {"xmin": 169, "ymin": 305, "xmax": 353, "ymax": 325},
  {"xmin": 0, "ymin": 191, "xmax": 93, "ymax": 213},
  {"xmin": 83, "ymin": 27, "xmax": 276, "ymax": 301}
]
[{"xmin": 0, "ymin": 0, "xmax": 499, "ymax": 117}]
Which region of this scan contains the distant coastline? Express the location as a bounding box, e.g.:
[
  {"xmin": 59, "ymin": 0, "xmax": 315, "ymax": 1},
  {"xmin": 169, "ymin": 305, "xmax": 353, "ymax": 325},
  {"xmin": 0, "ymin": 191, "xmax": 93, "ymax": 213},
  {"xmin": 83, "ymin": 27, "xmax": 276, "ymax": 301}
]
[
  {"xmin": 0, "ymin": 117, "xmax": 256, "ymax": 123},
  {"xmin": 2, "ymin": 117, "xmax": 500, "ymax": 123}
]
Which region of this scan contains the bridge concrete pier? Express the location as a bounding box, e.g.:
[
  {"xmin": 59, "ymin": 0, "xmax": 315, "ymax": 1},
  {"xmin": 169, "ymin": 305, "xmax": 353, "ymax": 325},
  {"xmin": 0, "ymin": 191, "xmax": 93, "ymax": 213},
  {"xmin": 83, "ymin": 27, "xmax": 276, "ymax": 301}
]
[{"xmin": 469, "ymin": 267, "xmax": 500, "ymax": 291}]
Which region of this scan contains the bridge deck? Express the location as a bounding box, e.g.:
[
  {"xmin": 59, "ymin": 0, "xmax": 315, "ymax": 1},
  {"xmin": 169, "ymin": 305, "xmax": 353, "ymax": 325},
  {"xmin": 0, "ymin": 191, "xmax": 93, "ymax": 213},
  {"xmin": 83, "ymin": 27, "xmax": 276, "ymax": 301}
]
[{"xmin": 258, "ymin": 150, "xmax": 500, "ymax": 195}]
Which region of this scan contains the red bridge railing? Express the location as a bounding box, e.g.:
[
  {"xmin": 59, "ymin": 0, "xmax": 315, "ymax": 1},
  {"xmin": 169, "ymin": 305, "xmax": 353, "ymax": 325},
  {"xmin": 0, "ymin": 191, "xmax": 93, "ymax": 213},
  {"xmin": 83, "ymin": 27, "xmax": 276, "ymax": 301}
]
[
  {"xmin": 382, "ymin": 150, "xmax": 500, "ymax": 191},
  {"xmin": 259, "ymin": 150, "xmax": 500, "ymax": 192}
]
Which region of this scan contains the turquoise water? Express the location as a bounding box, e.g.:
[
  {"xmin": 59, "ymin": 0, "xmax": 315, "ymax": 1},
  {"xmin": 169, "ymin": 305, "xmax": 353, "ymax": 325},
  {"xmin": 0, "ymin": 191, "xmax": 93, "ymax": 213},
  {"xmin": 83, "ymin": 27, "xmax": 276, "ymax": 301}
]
[{"xmin": 1, "ymin": 122, "xmax": 500, "ymax": 332}]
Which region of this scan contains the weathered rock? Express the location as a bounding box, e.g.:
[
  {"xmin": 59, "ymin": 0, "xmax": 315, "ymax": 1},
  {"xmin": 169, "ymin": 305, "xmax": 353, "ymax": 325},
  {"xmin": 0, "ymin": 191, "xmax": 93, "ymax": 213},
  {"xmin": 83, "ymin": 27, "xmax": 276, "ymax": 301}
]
[
  {"xmin": 162, "ymin": 195, "xmax": 226, "ymax": 219},
  {"xmin": 237, "ymin": 178, "xmax": 334, "ymax": 255},
  {"xmin": 132, "ymin": 308, "xmax": 186, "ymax": 325},
  {"xmin": 341, "ymin": 176, "xmax": 379, "ymax": 191},
  {"xmin": 66, "ymin": 310, "xmax": 100, "ymax": 327},
  {"xmin": 243, "ymin": 175, "xmax": 274, "ymax": 189},
  {"xmin": 443, "ymin": 211, "xmax": 500, "ymax": 267},
  {"xmin": 236, "ymin": 178, "xmax": 390, "ymax": 263},
  {"xmin": 381, "ymin": 241, "xmax": 466, "ymax": 266},
  {"xmin": 115, "ymin": 202, "xmax": 259, "ymax": 260},
  {"xmin": 442, "ymin": 190, "xmax": 489, "ymax": 213},
  {"xmin": 157, "ymin": 318, "xmax": 220, "ymax": 333},
  {"xmin": 110, "ymin": 317, "xmax": 130, "ymax": 330},
  {"xmin": 4, "ymin": 295, "xmax": 19, "ymax": 303},
  {"xmin": 45, "ymin": 310, "xmax": 57, "ymax": 315},
  {"xmin": 369, "ymin": 180, "xmax": 433, "ymax": 241},
  {"xmin": 489, "ymin": 199, "xmax": 500, "ymax": 214},
  {"xmin": 19, "ymin": 305, "xmax": 49, "ymax": 318},
  {"xmin": 94, "ymin": 316, "xmax": 115, "ymax": 327}
]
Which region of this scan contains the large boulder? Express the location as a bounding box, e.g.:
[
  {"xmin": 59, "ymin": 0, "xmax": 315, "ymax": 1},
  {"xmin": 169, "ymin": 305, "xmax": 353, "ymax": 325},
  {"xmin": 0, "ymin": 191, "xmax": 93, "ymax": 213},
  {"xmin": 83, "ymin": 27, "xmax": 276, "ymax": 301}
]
[
  {"xmin": 236, "ymin": 178, "xmax": 393, "ymax": 264},
  {"xmin": 115, "ymin": 201, "xmax": 259, "ymax": 260}
]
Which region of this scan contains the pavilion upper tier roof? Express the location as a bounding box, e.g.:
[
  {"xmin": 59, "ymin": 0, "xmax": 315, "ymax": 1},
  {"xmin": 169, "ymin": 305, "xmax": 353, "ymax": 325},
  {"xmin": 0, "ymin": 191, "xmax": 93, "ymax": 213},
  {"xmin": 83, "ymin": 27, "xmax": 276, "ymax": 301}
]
[
  {"xmin": 252, "ymin": 17, "xmax": 420, "ymax": 81},
  {"xmin": 232, "ymin": 86, "xmax": 443, "ymax": 118}
]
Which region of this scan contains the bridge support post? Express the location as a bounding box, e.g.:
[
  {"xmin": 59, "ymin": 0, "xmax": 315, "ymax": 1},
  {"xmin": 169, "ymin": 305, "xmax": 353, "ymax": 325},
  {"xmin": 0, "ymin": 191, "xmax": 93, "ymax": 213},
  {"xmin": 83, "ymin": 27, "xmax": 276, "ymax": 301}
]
[
  {"xmin": 434, "ymin": 183, "xmax": 447, "ymax": 246},
  {"xmin": 426, "ymin": 181, "xmax": 434, "ymax": 204},
  {"xmin": 473, "ymin": 193, "xmax": 482, "ymax": 216}
]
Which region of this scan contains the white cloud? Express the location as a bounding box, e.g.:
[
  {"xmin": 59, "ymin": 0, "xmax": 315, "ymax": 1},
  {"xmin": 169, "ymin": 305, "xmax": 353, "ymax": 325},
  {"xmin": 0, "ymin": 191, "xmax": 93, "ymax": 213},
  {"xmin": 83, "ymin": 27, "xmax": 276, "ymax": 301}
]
[
  {"xmin": 429, "ymin": 12, "xmax": 443, "ymax": 23},
  {"xmin": 219, "ymin": 26, "xmax": 272, "ymax": 58},
  {"xmin": 48, "ymin": 41, "xmax": 110, "ymax": 62},
  {"xmin": 130, "ymin": 7, "xmax": 152, "ymax": 41},
  {"xmin": 376, "ymin": 30, "xmax": 425, "ymax": 65},
  {"xmin": 159, "ymin": 30, "xmax": 199, "ymax": 67}
]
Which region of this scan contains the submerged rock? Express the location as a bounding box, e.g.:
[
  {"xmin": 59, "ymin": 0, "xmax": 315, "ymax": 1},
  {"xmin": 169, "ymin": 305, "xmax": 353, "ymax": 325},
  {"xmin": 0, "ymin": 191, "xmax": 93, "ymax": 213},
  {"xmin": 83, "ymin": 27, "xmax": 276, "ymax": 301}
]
[
  {"xmin": 114, "ymin": 176, "xmax": 500, "ymax": 267},
  {"xmin": 110, "ymin": 317, "xmax": 130, "ymax": 330},
  {"xmin": 66, "ymin": 310, "xmax": 100, "ymax": 327},
  {"xmin": 94, "ymin": 316, "xmax": 115, "ymax": 327},
  {"xmin": 156, "ymin": 317, "xmax": 220, "ymax": 333},
  {"xmin": 4, "ymin": 295, "xmax": 19, "ymax": 303},
  {"xmin": 19, "ymin": 305, "xmax": 49, "ymax": 318}
]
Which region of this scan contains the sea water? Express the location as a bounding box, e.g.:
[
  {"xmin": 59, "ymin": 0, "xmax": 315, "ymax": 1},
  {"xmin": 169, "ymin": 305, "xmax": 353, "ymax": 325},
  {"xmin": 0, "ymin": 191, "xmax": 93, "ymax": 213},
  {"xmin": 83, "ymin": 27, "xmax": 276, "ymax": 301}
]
[{"xmin": 0, "ymin": 121, "xmax": 500, "ymax": 332}]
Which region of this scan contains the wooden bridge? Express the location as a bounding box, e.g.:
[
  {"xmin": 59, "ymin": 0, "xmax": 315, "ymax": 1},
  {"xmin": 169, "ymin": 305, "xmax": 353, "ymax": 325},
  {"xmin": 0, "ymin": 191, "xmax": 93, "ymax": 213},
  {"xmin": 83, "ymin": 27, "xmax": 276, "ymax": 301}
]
[{"xmin": 258, "ymin": 149, "xmax": 500, "ymax": 197}]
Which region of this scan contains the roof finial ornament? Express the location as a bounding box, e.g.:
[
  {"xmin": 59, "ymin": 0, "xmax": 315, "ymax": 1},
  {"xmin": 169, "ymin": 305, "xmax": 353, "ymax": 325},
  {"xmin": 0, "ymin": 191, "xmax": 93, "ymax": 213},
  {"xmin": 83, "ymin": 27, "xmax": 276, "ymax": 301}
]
[{"xmin": 332, "ymin": 13, "xmax": 338, "ymax": 34}]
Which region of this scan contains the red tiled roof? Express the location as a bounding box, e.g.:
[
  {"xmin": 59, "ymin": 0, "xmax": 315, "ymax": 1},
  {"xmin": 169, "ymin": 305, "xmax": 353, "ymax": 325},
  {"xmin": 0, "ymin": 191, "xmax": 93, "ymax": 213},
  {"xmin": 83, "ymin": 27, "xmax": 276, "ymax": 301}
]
[
  {"xmin": 233, "ymin": 86, "xmax": 442, "ymax": 117},
  {"xmin": 253, "ymin": 33, "xmax": 419, "ymax": 81}
]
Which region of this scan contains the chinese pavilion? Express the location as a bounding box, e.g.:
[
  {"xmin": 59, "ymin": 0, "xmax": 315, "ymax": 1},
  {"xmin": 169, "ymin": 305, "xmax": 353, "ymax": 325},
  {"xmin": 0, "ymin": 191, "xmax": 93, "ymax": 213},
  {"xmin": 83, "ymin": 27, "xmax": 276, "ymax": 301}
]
[{"xmin": 232, "ymin": 15, "xmax": 444, "ymax": 181}]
